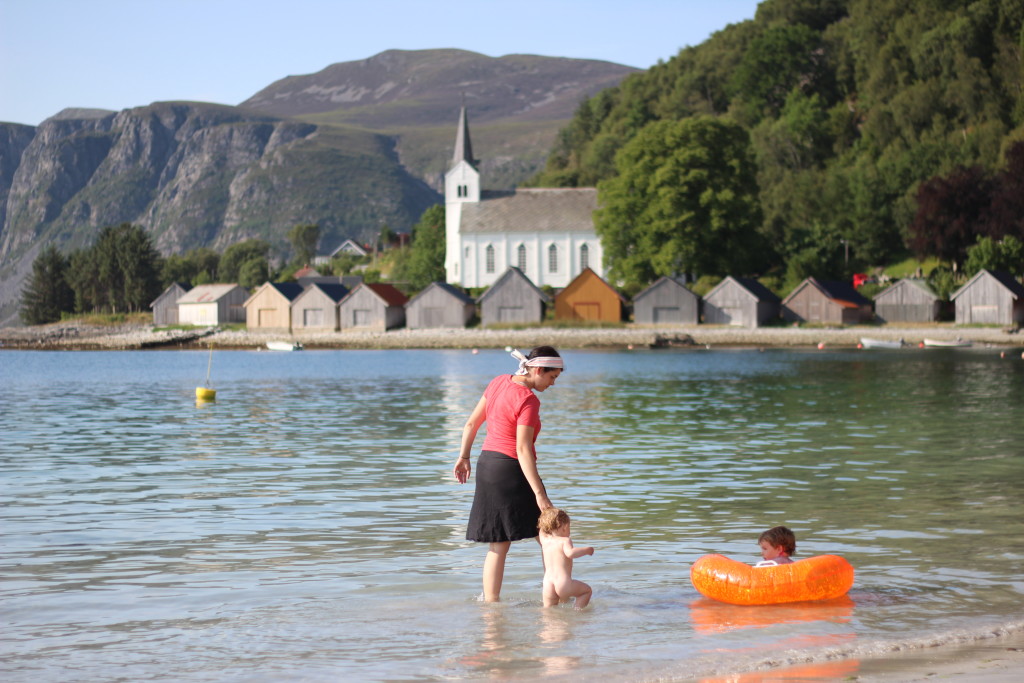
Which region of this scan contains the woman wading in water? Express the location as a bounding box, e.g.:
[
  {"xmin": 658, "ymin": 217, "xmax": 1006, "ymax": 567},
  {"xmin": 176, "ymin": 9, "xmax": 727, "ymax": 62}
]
[{"xmin": 453, "ymin": 346, "xmax": 563, "ymax": 601}]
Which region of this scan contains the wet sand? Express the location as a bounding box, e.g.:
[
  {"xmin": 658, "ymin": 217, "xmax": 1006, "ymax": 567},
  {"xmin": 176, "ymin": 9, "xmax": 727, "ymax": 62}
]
[
  {"xmin": 699, "ymin": 628, "xmax": 1024, "ymax": 682},
  {"xmin": 852, "ymin": 631, "xmax": 1024, "ymax": 682}
]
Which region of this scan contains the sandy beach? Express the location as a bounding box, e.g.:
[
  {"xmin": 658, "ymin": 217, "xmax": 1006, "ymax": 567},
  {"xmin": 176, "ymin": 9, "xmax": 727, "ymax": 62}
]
[
  {"xmin": 1, "ymin": 320, "xmax": 1022, "ymax": 352},
  {"xmin": 715, "ymin": 627, "xmax": 1024, "ymax": 682},
  {"xmin": 852, "ymin": 629, "xmax": 1024, "ymax": 682}
]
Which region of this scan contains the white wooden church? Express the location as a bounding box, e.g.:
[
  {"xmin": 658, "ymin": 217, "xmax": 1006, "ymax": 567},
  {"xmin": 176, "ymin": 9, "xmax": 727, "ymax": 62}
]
[{"xmin": 444, "ymin": 107, "xmax": 604, "ymax": 289}]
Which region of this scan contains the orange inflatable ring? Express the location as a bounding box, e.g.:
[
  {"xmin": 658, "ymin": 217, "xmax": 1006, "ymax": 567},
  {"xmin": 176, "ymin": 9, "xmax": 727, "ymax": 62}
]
[{"xmin": 690, "ymin": 554, "xmax": 854, "ymax": 605}]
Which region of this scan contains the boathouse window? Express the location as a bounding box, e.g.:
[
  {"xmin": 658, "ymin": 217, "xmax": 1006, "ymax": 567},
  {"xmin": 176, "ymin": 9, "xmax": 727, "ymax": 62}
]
[
  {"xmin": 486, "ymin": 245, "xmax": 495, "ymax": 273},
  {"xmin": 580, "ymin": 243, "xmax": 589, "ymax": 271},
  {"xmin": 548, "ymin": 244, "xmax": 558, "ymax": 273},
  {"xmin": 517, "ymin": 244, "xmax": 527, "ymax": 272}
]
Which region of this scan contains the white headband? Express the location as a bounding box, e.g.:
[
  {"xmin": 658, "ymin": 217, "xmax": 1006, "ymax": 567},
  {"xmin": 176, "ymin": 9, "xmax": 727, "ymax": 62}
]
[{"xmin": 510, "ymin": 348, "xmax": 564, "ymax": 376}]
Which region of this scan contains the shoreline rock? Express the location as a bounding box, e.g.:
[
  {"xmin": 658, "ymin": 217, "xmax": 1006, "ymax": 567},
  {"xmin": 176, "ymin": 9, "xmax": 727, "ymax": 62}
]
[{"xmin": 0, "ymin": 321, "xmax": 1020, "ymax": 351}]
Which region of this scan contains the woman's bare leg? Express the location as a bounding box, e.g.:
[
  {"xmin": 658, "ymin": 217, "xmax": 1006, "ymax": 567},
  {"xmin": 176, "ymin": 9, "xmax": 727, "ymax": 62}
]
[{"xmin": 483, "ymin": 541, "xmax": 511, "ymax": 601}]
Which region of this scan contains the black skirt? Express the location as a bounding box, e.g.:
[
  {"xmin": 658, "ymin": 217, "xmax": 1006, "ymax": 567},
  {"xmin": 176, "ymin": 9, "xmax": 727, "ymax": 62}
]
[{"xmin": 466, "ymin": 450, "xmax": 539, "ymax": 543}]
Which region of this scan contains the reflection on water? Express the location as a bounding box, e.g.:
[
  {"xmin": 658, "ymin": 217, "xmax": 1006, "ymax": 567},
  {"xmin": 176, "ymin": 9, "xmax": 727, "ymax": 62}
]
[
  {"xmin": 699, "ymin": 658, "xmax": 862, "ymax": 683},
  {"xmin": 1, "ymin": 348, "xmax": 1022, "ymax": 681},
  {"xmin": 688, "ymin": 596, "xmax": 855, "ymax": 634}
]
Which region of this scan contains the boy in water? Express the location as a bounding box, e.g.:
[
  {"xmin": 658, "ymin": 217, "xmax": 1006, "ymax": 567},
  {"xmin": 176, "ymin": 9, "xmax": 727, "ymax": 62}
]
[
  {"xmin": 756, "ymin": 525, "xmax": 796, "ymax": 566},
  {"xmin": 538, "ymin": 508, "xmax": 594, "ymax": 608}
]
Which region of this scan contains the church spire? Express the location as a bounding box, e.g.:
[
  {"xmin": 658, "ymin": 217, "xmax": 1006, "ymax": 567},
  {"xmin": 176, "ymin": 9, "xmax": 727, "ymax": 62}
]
[{"xmin": 452, "ymin": 104, "xmax": 475, "ymax": 167}]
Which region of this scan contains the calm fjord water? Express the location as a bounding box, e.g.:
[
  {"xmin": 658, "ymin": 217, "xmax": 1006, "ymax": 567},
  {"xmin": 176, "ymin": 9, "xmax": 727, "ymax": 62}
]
[{"xmin": 1, "ymin": 347, "xmax": 1022, "ymax": 681}]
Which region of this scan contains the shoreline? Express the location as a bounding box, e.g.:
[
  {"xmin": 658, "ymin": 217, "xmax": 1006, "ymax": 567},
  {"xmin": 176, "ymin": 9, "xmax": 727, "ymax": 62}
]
[
  {"xmin": 713, "ymin": 626, "xmax": 1024, "ymax": 682},
  {"xmin": 851, "ymin": 629, "xmax": 1024, "ymax": 682},
  {"xmin": 1, "ymin": 321, "xmax": 1022, "ymax": 351}
]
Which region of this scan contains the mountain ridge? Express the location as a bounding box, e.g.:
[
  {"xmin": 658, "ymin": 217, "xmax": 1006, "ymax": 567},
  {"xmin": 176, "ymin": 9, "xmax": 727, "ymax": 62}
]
[
  {"xmin": 0, "ymin": 49, "xmax": 636, "ymax": 325},
  {"xmin": 240, "ymin": 48, "xmax": 636, "ymax": 125}
]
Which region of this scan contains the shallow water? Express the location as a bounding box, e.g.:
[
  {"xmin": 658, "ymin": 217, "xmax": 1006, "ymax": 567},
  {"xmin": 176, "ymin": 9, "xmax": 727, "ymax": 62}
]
[{"xmin": 1, "ymin": 347, "xmax": 1022, "ymax": 681}]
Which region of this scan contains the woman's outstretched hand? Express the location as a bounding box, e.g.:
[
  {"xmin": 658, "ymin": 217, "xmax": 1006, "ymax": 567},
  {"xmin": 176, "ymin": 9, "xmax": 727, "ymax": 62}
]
[
  {"xmin": 453, "ymin": 457, "xmax": 471, "ymax": 484},
  {"xmin": 536, "ymin": 492, "xmax": 553, "ymax": 511}
]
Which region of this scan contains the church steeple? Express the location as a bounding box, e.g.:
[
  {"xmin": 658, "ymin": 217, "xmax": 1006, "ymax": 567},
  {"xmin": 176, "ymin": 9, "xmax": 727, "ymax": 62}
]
[
  {"xmin": 452, "ymin": 105, "xmax": 476, "ymax": 167},
  {"xmin": 445, "ymin": 104, "xmax": 480, "ymax": 205},
  {"xmin": 445, "ymin": 103, "xmax": 481, "ymax": 285}
]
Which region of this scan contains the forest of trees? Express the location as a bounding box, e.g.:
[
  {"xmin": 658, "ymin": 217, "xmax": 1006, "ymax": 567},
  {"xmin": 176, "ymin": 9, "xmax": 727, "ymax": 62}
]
[
  {"xmin": 20, "ymin": 223, "xmax": 326, "ymax": 325},
  {"xmin": 528, "ymin": 0, "xmax": 1024, "ymax": 294}
]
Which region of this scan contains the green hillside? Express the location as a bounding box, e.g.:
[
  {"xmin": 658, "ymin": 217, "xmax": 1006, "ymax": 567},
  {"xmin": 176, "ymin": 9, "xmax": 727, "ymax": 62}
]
[{"xmin": 530, "ymin": 0, "xmax": 1024, "ymax": 290}]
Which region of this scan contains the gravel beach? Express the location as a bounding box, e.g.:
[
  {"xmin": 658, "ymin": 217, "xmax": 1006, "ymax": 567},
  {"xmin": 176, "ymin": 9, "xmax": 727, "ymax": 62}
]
[{"xmin": 1, "ymin": 320, "xmax": 1021, "ymax": 351}]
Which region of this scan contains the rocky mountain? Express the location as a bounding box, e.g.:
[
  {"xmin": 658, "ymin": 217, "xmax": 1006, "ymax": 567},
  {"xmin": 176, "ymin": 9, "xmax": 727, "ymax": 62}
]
[{"xmin": 0, "ymin": 49, "xmax": 636, "ymax": 325}]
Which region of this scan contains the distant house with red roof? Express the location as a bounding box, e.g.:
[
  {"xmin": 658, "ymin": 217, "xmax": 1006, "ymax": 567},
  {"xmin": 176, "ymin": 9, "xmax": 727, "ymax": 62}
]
[
  {"xmin": 339, "ymin": 282, "xmax": 408, "ymax": 331},
  {"xmin": 782, "ymin": 277, "xmax": 873, "ymax": 325},
  {"xmin": 293, "ymin": 265, "xmax": 319, "ymax": 280}
]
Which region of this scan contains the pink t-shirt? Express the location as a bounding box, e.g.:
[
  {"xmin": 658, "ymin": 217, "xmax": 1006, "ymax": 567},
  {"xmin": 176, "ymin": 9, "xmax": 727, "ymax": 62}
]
[{"xmin": 480, "ymin": 374, "xmax": 541, "ymax": 458}]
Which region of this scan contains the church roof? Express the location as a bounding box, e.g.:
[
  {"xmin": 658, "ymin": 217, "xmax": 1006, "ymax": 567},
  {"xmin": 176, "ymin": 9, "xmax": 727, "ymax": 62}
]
[{"xmin": 460, "ymin": 188, "xmax": 598, "ymax": 234}]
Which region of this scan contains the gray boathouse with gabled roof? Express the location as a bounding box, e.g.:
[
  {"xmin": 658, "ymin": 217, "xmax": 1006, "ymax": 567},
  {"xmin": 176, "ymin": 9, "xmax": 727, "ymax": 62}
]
[
  {"xmin": 632, "ymin": 276, "xmax": 700, "ymax": 325},
  {"xmin": 291, "ymin": 282, "xmax": 349, "ymax": 332},
  {"xmin": 405, "ymin": 282, "xmax": 476, "ymax": 329},
  {"xmin": 151, "ymin": 282, "xmax": 190, "ymax": 326},
  {"xmin": 951, "ymin": 269, "xmax": 1024, "ymax": 325},
  {"xmin": 478, "ymin": 267, "xmax": 550, "ymax": 326},
  {"xmin": 703, "ymin": 276, "xmax": 781, "ymax": 327},
  {"xmin": 873, "ymin": 278, "xmax": 941, "ymax": 323}
]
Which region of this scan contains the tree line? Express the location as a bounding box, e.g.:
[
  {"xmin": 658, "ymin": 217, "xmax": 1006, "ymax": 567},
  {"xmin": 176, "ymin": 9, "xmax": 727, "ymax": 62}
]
[{"xmin": 20, "ymin": 223, "xmax": 324, "ymax": 325}]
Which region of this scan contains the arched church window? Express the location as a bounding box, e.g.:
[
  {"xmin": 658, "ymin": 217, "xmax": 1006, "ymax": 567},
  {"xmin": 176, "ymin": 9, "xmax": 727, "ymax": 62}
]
[
  {"xmin": 548, "ymin": 244, "xmax": 558, "ymax": 273},
  {"xmin": 517, "ymin": 244, "xmax": 527, "ymax": 272},
  {"xmin": 580, "ymin": 243, "xmax": 589, "ymax": 271},
  {"xmin": 486, "ymin": 245, "xmax": 495, "ymax": 273}
]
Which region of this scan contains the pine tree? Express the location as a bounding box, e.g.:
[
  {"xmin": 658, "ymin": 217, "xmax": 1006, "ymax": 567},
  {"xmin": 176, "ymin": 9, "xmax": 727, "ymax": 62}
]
[{"xmin": 20, "ymin": 245, "xmax": 74, "ymax": 325}]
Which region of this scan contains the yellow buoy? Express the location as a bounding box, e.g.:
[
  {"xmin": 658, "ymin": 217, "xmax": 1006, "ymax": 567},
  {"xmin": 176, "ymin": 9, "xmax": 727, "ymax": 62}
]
[{"xmin": 196, "ymin": 342, "xmax": 216, "ymax": 401}]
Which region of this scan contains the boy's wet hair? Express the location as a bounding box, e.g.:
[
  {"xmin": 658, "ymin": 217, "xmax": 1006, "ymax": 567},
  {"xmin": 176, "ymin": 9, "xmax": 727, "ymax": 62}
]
[
  {"xmin": 538, "ymin": 507, "xmax": 570, "ymax": 533},
  {"xmin": 759, "ymin": 526, "xmax": 797, "ymax": 556}
]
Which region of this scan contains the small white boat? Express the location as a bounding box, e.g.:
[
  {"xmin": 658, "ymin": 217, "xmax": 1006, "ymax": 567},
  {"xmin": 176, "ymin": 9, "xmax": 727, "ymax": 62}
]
[
  {"xmin": 860, "ymin": 337, "xmax": 904, "ymax": 349},
  {"xmin": 923, "ymin": 338, "xmax": 972, "ymax": 348},
  {"xmin": 266, "ymin": 341, "xmax": 303, "ymax": 351}
]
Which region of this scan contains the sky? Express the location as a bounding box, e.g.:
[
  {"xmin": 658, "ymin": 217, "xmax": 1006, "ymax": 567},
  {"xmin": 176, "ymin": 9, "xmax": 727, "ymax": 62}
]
[{"xmin": 0, "ymin": 0, "xmax": 762, "ymax": 127}]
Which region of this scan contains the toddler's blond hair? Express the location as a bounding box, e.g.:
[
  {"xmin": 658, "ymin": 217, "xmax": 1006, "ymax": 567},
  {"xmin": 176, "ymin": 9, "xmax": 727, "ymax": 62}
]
[{"xmin": 538, "ymin": 507, "xmax": 570, "ymax": 534}]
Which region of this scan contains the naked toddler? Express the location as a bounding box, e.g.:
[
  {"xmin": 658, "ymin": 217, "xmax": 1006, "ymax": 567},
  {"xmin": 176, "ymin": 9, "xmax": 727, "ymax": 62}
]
[{"xmin": 538, "ymin": 507, "xmax": 594, "ymax": 608}]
